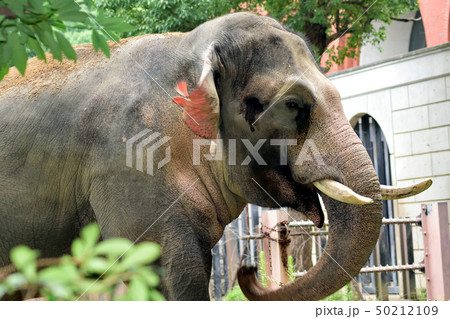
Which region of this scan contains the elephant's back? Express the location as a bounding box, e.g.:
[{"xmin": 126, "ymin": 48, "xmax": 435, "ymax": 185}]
[{"xmin": 0, "ymin": 32, "xmax": 185, "ymax": 99}]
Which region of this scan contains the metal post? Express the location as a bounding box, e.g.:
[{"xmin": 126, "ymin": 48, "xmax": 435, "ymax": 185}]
[
  {"xmin": 220, "ymin": 235, "xmax": 229, "ymax": 295},
  {"xmin": 212, "ymin": 244, "xmax": 222, "ymax": 300},
  {"xmin": 422, "ymin": 202, "xmax": 450, "ymax": 301},
  {"xmin": 262, "ymin": 210, "xmax": 290, "ymax": 289},
  {"xmin": 224, "ymin": 227, "xmax": 239, "ymax": 289},
  {"xmin": 373, "ymin": 231, "xmax": 389, "ymax": 300},
  {"xmin": 248, "ymin": 204, "xmax": 256, "ymax": 265},
  {"xmin": 399, "ymin": 223, "xmax": 417, "ymax": 299}
]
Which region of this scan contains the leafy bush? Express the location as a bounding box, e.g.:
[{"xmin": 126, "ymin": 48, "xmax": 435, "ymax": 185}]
[
  {"xmin": 287, "ymin": 255, "xmax": 296, "ymax": 283},
  {"xmin": 0, "ymin": 223, "xmax": 164, "ymax": 301},
  {"xmin": 0, "ymin": 0, "xmax": 134, "ymax": 80},
  {"xmin": 223, "ymin": 286, "xmax": 247, "ymax": 301},
  {"xmin": 94, "ymin": 0, "xmax": 242, "ymax": 37},
  {"xmin": 64, "ymin": 28, "xmax": 92, "ymax": 45},
  {"xmin": 322, "ymin": 283, "xmax": 359, "ymax": 301},
  {"xmin": 257, "ymin": 250, "xmax": 269, "ymax": 288}
]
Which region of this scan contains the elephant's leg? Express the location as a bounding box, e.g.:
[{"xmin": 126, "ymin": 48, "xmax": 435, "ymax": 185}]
[
  {"xmin": 88, "ymin": 178, "xmax": 213, "ymax": 301},
  {"xmin": 159, "ymin": 231, "xmax": 212, "ymax": 300}
]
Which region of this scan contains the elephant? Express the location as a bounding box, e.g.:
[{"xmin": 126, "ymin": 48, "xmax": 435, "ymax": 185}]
[{"xmin": 0, "ymin": 12, "xmax": 431, "ymax": 300}]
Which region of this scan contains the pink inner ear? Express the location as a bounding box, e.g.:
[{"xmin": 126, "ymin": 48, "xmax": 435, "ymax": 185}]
[
  {"xmin": 175, "ymin": 81, "xmax": 188, "ymax": 96},
  {"xmin": 172, "ymin": 81, "xmax": 218, "ymax": 139}
]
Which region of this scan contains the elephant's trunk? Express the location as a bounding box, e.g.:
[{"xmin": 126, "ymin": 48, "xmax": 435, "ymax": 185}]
[
  {"xmin": 239, "ymin": 196, "xmax": 382, "ymax": 300},
  {"xmin": 238, "ymin": 120, "xmax": 383, "ymax": 300}
]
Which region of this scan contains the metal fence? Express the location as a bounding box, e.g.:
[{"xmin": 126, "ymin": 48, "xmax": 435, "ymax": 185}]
[{"xmin": 210, "ymin": 202, "xmax": 450, "ymax": 301}]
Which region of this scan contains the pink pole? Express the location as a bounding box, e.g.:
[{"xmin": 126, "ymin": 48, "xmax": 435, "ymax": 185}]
[
  {"xmin": 262, "ymin": 210, "xmax": 290, "ymax": 289},
  {"xmin": 422, "ymin": 202, "xmax": 450, "ymax": 301}
]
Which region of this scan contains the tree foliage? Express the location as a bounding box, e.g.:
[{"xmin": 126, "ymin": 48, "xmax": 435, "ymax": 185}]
[
  {"xmin": 94, "ymin": 0, "xmax": 243, "ymax": 36},
  {"xmin": 0, "ymin": 0, "xmax": 419, "ymax": 80},
  {"xmin": 0, "ymin": 224, "xmax": 164, "ymax": 301},
  {"xmin": 249, "ymin": 0, "xmax": 419, "ymax": 67},
  {"xmin": 96, "ymin": 0, "xmax": 418, "ymax": 68},
  {"xmin": 0, "ymin": 0, "xmax": 133, "ymax": 81}
]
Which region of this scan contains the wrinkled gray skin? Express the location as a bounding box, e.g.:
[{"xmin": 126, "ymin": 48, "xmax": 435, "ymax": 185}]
[{"xmin": 0, "ymin": 13, "xmax": 382, "ymax": 300}]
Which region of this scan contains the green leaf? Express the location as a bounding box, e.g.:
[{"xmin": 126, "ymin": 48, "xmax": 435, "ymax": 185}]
[
  {"xmin": 50, "ymin": 0, "xmax": 79, "ymax": 11},
  {"xmin": 102, "ymin": 29, "xmax": 119, "ymax": 43},
  {"xmin": 55, "ymin": 31, "xmax": 77, "ymax": 61},
  {"xmin": 28, "ymin": 0, "xmax": 45, "ymax": 14},
  {"xmin": 93, "ymin": 238, "xmax": 132, "ymax": 258},
  {"xmin": 0, "ymin": 64, "xmax": 9, "ymax": 81},
  {"xmin": 0, "ymin": 40, "xmax": 13, "ymax": 66},
  {"xmin": 36, "ymin": 20, "xmax": 52, "ymax": 34},
  {"xmin": 10, "ymin": 32, "xmax": 27, "ymax": 75},
  {"xmin": 71, "ymin": 238, "xmax": 86, "ymax": 258},
  {"xmin": 81, "ymin": 223, "xmax": 100, "ymax": 249},
  {"xmin": 5, "ymin": 273, "xmax": 27, "ymax": 290},
  {"xmin": 28, "ymin": 37, "xmax": 46, "ymax": 61},
  {"xmin": 127, "ymin": 278, "xmax": 148, "ymax": 301},
  {"xmin": 74, "ymin": 279, "xmax": 103, "ymax": 294},
  {"xmin": 102, "ymin": 21, "xmax": 135, "ymax": 33},
  {"xmin": 57, "ymin": 11, "xmax": 88, "ymax": 23},
  {"xmin": 120, "ymin": 242, "xmax": 161, "ymax": 270},
  {"xmin": 59, "ymin": 254, "xmax": 73, "ymax": 265},
  {"xmin": 147, "ymin": 289, "xmax": 165, "ymax": 301},
  {"xmin": 0, "ymin": 283, "xmax": 7, "ymax": 298},
  {"xmin": 36, "ymin": 29, "xmax": 62, "ymax": 61},
  {"xmin": 42, "ymin": 282, "xmax": 74, "ymax": 300},
  {"xmin": 138, "ymin": 269, "xmax": 160, "ymax": 287},
  {"xmin": 4, "ymin": 0, "xmax": 26, "ymax": 17},
  {"xmin": 38, "ymin": 264, "xmax": 79, "ymax": 284},
  {"xmin": 82, "ymin": 0, "xmax": 93, "ymax": 8},
  {"xmin": 17, "ymin": 24, "xmax": 36, "ymax": 38},
  {"xmin": 91, "ymin": 29, "xmax": 110, "ymax": 58},
  {"xmin": 49, "ymin": 18, "xmax": 67, "ymax": 31},
  {"xmin": 21, "ymin": 263, "xmax": 38, "ymax": 282},
  {"xmin": 10, "ymin": 245, "xmax": 39, "ymax": 270},
  {"xmin": 84, "ymin": 257, "xmax": 111, "ymax": 274},
  {"xmin": 95, "ymin": 8, "xmax": 106, "ymax": 23}
]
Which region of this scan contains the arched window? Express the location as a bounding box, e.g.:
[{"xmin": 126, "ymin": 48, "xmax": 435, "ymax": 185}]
[
  {"xmin": 354, "ymin": 114, "xmax": 399, "ymax": 295},
  {"xmin": 409, "ymin": 11, "xmax": 427, "ymax": 51}
]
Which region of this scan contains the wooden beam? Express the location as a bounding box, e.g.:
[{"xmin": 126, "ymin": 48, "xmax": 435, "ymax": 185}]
[{"xmin": 262, "ymin": 210, "xmax": 290, "ymax": 289}]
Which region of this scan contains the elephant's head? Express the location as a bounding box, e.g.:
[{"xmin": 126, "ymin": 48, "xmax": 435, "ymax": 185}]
[{"xmin": 173, "ymin": 12, "xmax": 431, "ymax": 300}]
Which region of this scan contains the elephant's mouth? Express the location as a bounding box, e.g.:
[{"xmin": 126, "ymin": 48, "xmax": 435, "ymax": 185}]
[
  {"xmin": 292, "ymin": 182, "xmax": 325, "ymax": 228},
  {"xmin": 296, "ymin": 179, "xmax": 373, "ymax": 228},
  {"xmin": 291, "ymin": 180, "xmax": 369, "ymax": 228},
  {"xmin": 286, "ymin": 168, "xmax": 432, "ymax": 229}
]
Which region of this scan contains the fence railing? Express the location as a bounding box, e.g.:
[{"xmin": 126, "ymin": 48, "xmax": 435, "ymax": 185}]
[{"xmin": 210, "ymin": 202, "xmax": 450, "ymax": 301}]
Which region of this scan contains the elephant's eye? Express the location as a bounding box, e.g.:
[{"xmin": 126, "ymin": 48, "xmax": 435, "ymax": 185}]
[
  {"xmin": 286, "ymin": 101, "xmax": 300, "ymax": 109},
  {"xmin": 243, "ymin": 96, "xmax": 264, "ymax": 132}
]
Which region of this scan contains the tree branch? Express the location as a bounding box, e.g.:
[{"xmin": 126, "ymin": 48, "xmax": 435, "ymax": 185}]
[
  {"xmin": 342, "ymin": 1, "xmax": 368, "ymax": 9},
  {"xmin": 336, "ymin": 9, "xmax": 340, "ymax": 35},
  {"xmin": 0, "ymin": 257, "xmax": 65, "ymax": 279},
  {"xmin": 326, "ymin": 29, "xmax": 353, "ymax": 47},
  {"xmin": 0, "ymin": 6, "xmax": 17, "ymax": 19},
  {"xmin": 390, "ymin": 16, "xmax": 422, "ymax": 22}
]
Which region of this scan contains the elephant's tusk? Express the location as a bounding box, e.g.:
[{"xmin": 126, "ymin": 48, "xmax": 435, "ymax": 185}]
[
  {"xmin": 313, "ymin": 179, "xmax": 374, "ymax": 205},
  {"xmin": 380, "ymin": 179, "xmax": 432, "ymax": 200}
]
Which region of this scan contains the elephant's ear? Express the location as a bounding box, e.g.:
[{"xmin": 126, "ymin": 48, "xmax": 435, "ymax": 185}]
[{"xmin": 172, "ymin": 44, "xmax": 220, "ymax": 139}]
